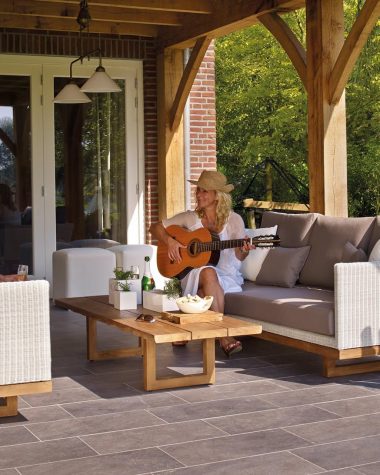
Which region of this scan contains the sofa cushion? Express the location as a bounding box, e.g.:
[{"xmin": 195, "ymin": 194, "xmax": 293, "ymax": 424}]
[
  {"xmin": 299, "ymin": 215, "xmax": 374, "ymax": 289},
  {"xmin": 240, "ymin": 226, "xmax": 278, "ymax": 281},
  {"xmin": 255, "ymin": 246, "xmax": 310, "ymax": 288},
  {"xmin": 225, "ymin": 282, "xmax": 334, "ymax": 336},
  {"xmin": 341, "ymin": 242, "xmax": 367, "ymax": 263},
  {"xmin": 368, "ymin": 216, "xmax": 380, "ymax": 254},
  {"xmin": 241, "ymin": 248, "xmax": 270, "ymax": 282},
  {"xmin": 369, "ymin": 240, "xmax": 380, "ymax": 262},
  {"xmin": 261, "ymin": 211, "xmax": 318, "ymax": 247}
]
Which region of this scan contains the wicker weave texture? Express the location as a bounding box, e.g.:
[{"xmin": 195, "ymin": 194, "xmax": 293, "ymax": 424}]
[
  {"xmin": 0, "ymin": 280, "xmax": 51, "ymax": 385},
  {"xmin": 335, "ymin": 261, "xmax": 380, "ymax": 349}
]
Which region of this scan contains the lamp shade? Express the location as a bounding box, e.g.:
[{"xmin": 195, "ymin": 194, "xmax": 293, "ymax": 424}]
[
  {"xmin": 54, "ymin": 82, "xmax": 91, "ymax": 103},
  {"xmin": 81, "ymin": 66, "xmax": 121, "ymax": 93}
]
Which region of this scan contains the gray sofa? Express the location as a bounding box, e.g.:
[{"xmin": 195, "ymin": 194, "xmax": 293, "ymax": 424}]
[{"xmin": 225, "ymin": 211, "xmax": 380, "ymax": 377}]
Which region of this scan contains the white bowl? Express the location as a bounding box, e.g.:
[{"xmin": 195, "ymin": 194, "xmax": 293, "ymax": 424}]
[{"xmin": 175, "ymin": 295, "xmax": 213, "ymax": 314}]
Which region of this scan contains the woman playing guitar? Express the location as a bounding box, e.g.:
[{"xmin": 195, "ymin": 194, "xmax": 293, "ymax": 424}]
[{"xmin": 149, "ymin": 170, "xmax": 255, "ymax": 357}]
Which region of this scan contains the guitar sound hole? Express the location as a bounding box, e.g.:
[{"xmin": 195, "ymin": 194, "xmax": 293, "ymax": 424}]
[{"xmin": 188, "ymin": 240, "xmax": 199, "ymax": 257}]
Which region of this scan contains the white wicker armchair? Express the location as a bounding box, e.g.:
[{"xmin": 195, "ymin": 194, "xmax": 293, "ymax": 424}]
[{"xmin": 0, "ymin": 280, "xmax": 52, "ymax": 417}]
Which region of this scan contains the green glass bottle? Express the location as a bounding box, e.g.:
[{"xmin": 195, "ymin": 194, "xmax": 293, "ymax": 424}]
[{"xmin": 142, "ymin": 256, "xmax": 155, "ymax": 291}]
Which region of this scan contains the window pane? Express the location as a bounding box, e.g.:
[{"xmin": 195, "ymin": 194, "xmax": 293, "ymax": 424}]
[
  {"xmin": 54, "ymin": 77, "xmax": 126, "ymax": 247},
  {"xmin": 0, "ymin": 76, "xmax": 32, "ymax": 274}
]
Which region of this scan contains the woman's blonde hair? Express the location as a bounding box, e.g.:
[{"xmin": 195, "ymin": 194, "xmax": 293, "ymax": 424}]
[{"xmin": 196, "ymin": 190, "xmax": 232, "ymax": 230}]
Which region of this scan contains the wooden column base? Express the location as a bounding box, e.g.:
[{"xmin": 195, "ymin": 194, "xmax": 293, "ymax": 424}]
[{"xmin": 0, "ymin": 396, "xmax": 18, "ymax": 417}]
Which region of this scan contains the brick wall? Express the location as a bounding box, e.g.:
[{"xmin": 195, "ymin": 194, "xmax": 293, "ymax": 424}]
[
  {"xmin": 188, "ymin": 42, "xmax": 217, "ymax": 210},
  {"xmin": 0, "ymin": 30, "xmax": 216, "ymax": 242}
]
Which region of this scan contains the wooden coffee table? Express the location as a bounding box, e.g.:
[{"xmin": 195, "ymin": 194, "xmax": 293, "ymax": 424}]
[{"xmin": 55, "ymin": 296, "xmax": 262, "ymax": 391}]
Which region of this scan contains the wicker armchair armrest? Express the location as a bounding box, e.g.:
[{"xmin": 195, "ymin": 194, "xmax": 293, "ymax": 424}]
[
  {"xmin": 0, "ymin": 280, "xmax": 51, "ymax": 385},
  {"xmin": 334, "ymin": 261, "xmax": 380, "ymax": 349}
]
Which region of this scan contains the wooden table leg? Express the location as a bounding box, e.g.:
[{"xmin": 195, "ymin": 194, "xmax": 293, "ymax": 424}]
[
  {"xmin": 86, "ymin": 317, "xmax": 143, "ymax": 361},
  {"xmin": 203, "ymin": 338, "xmax": 216, "ymax": 384},
  {"xmin": 143, "ymin": 337, "xmax": 216, "ymax": 391},
  {"xmin": 86, "ymin": 317, "xmax": 98, "ymax": 360},
  {"xmin": 0, "ymin": 396, "xmax": 18, "ymax": 417}
]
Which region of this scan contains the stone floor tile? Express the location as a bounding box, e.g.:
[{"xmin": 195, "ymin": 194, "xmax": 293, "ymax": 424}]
[
  {"xmin": 62, "ymin": 391, "xmax": 186, "ymax": 418},
  {"xmin": 286, "ymin": 412, "xmax": 380, "ymax": 443},
  {"xmin": 0, "ymin": 426, "xmax": 38, "ymax": 447},
  {"xmin": 18, "ymin": 448, "xmax": 181, "ymax": 475},
  {"xmin": 355, "ymin": 461, "xmax": 380, "ymax": 473},
  {"xmin": 317, "ymin": 469, "xmax": 362, "ymax": 474},
  {"xmin": 82, "ymin": 420, "xmax": 225, "ymax": 454},
  {"xmin": 155, "ymin": 451, "xmax": 323, "ymax": 475},
  {"xmin": 27, "ymin": 409, "xmax": 164, "ymax": 440},
  {"xmin": 0, "ymin": 469, "xmax": 19, "ymax": 474},
  {"xmin": 21, "ymin": 387, "xmax": 100, "ymax": 407},
  {"xmin": 257, "ymin": 384, "xmax": 373, "ymax": 408},
  {"xmin": 208, "ymin": 404, "xmax": 340, "ymax": 434},
  {"xmin": 0, "ymin": 438, "xmax": 95, "ymax": 470},
  {"xmin": 228, "ymin": 363, "xmax": 318, "ymax": 382},
  {"xmin": 315, "ymin": 394, "xmax": 380, "ymax": 417},
  {"xmin": 167, "ymin": 379, "xmax": 288, "ymax": 403},
  {"xmin": 149, "ymin": 395, "xmax": 275, "ymax": 423},
  {"xmin": 292, "ymin": 434, "xmax": 380, "ymax": 470},
  {"xmin": 161, "ymin": 429, "xmax": 309, "ymax": 465},
  {"xmin": 0, "ymin": 406, "xmax": 73, "ymax": 428}
]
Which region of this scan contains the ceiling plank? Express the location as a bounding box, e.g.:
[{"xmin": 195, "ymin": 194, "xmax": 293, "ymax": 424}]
[
  {"xmin": 0, "ymin": 1, "xmax": 184, "ymax": 26},
  {"xmin": 0, "ymin": 14, "xmax": 159, "ymax": 37},
  {"xmin": 161, "ymin": 0, "xmax": 305, "ymax": 48},
  {"xmin": 33, "ymin": 0, "xmax": 213, "ymax": 14}
]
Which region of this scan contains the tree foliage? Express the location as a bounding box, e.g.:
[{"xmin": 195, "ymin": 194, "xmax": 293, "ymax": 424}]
[{"xmin": 215, "ymin": 1, "xmax": 379, "ymax": 217}]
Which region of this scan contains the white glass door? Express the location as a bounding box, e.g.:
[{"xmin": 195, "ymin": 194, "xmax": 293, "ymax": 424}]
[
  {"xmin": 0, "ymin": 62, "xmax": 45, "ymax": 278},
  {"xmin": 0, "ymin": 56, "xmax": 144, "ymax": 284}
]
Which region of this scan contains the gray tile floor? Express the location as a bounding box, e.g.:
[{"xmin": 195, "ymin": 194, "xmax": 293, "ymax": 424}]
[{"xmin": 1, "ymin": 305, "xmax": 380, "ymax": 474}]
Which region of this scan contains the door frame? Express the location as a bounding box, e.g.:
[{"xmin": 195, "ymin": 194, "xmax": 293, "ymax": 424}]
[{"xmin": 0, "ymin": 54, "xmax": 145, "ymax": 283}]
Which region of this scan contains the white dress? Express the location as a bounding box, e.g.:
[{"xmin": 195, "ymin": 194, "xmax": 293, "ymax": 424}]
[{"xmin": 162, "ymin": 210, "xmax": 245, "ymax": 296}]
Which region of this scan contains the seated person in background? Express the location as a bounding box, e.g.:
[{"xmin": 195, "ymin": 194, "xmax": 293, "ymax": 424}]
[
  {"xmin": 0, "ymin": 183, "xmax": 21, "ymax": 225},
  {"xmin": 149, "ymin": 170, "xmax": 254, "ymax": 357}
]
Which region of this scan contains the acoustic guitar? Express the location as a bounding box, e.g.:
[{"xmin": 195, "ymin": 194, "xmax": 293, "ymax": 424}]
[{"xmin": 157, "ymin": 225, "xmax": 280, "ymax": 279}]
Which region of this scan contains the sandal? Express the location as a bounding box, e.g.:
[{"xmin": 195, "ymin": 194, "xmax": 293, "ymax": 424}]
[
  {"xmin": 172, "ymin": 341, "xmax": 188, "ymax": 347},
  {"xmin": 220, "ymin": 340, "xmax": 242, "ymax": 358}
]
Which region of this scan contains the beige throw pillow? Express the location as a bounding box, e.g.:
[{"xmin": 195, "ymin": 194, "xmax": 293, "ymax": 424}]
[
  {"xmin": 240, "ymin": 226, "xmax": 278, "ymax": 282},
  {"xmin": 256, "ymin": 246, "xmax": 311, "ymax": 288},
  {"xmin": 369, "ymin": 239, "xmax": 380, "ymax": 262},
  {"xmin": 342, "ymin": 241, "xmax": 367, "ymax": 263}
]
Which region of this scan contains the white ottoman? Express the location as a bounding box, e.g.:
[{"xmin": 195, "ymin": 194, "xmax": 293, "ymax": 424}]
[
  {"xmin": 53, "ymin": 248, "xmax": 116, "ymax": 299},
  {"xmin": 108, "ymin": 244, "xmax": 167, "ymax": 290}
]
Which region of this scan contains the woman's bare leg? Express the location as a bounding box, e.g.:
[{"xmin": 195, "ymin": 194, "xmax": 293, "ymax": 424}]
[{"xmin": 198, "ymin": 268, "xmax": 241, "ymax": 352}]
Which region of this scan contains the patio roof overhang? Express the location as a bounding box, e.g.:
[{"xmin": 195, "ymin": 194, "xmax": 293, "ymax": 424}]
[{"xmin": 1, "ymin": 0, "xmax": 379, "ymax": 220}]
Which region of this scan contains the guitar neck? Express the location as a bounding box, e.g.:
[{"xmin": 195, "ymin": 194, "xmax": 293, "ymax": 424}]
[{"xmin": 197, "ymin": 235, "xmax": 279, "ymax": 252}]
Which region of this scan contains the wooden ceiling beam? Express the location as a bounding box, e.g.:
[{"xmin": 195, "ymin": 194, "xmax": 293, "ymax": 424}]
[
  {"xmin": 329, "ymin": 0, "xmax": 380, "ymax": 104},
  {"xmin": 259, "ymin": 12, "xmax": 307, "ymax": 89},
  {"xmin": 170, "ymin": 36, "xmax": 212, "ymax": 130},
  {"xmin": 33, "ymin": 0, "xmax": 213, "ymax": 14},
  {"xmin": 162, "ymin": 0, "xmax": 305, "ymax": 49},
  {"xmin": 0, "ymin": 14, "xmax": 159, "ymax": 37},
  {"xmin": 0, "ymin": 1, "xmax": 184, "ymax": 26}
]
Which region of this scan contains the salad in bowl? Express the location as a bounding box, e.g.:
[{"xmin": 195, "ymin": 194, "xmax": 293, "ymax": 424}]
[{"xmin": 176, "ymin": 295, "xmax": 213, "ymax": 314}]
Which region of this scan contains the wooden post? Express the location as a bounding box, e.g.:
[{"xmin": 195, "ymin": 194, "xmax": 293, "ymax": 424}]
[
  {"xmin": 306, "ymin": 0, "xmax": 348, "ymax": 216},
  {"xmin": 157, "ymin": 49, "xmax": 185, "ymax": 220}
]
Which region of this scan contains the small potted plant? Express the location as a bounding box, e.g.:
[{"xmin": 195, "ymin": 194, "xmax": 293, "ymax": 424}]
[
  {"xmin": 114, "ymin": 280, "xmax": 137, "ymax": 310},
  {"xmin": 109, "ymin": 267, "xmax": 133, "ymax": 304},
  {"xmin": 143, "ymin": 278, "xmax": 182, "ymax": 312}
]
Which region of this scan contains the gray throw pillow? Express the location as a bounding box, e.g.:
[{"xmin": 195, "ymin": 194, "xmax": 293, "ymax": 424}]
[
  {"xmin": 256, "ymin": 246, "xmax": 311, "ymax": 288},
  {"xmin": 341, "ymin": 241, "xmax": 367, "ymax": 263}
]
